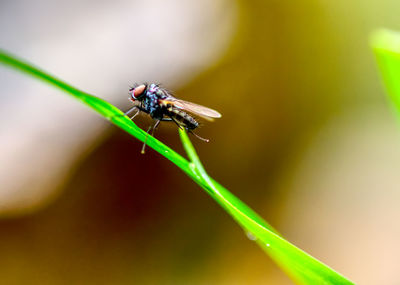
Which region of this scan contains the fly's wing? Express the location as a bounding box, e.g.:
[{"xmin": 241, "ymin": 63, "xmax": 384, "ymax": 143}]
[{"xmin": 161, "ymin": 97, "xmax": 221, "ymax": 121}]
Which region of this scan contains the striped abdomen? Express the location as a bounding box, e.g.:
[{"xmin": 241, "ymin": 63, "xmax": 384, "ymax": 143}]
[{"xmin": 167, "ymin": 108, "xmax": 198, "ymax": 130}]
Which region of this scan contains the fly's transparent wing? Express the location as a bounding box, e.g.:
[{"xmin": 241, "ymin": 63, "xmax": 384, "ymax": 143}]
[{"xmin": 162, "ymin": 97, "xmax": 222, "ymax": 120}]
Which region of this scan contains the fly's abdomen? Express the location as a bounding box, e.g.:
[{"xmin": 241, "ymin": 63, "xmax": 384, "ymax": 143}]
[{"xmin": 168, "ymin": 108, "xmax": 198, "ymax": 130}]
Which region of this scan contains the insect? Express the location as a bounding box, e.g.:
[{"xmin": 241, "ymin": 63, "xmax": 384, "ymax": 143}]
[{"xmin": 124, "ymin": 83, "xmax": 221, "ymax": 153}]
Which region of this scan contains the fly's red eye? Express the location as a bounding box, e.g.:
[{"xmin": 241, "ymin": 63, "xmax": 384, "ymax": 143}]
[{"xmin": 130, "ymin": 84, "xmax": 146, "ymax": 100}]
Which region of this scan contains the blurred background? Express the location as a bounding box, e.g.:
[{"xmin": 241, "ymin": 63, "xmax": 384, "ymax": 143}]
[{"xmin": 1, "ymin": 0, "xmax": 400, "ymax": 284}]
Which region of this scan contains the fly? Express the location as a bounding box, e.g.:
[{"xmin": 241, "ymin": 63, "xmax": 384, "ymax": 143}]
[{"xmin": 124, "ymin": 83, "xmax": 221, "ymax": 154}]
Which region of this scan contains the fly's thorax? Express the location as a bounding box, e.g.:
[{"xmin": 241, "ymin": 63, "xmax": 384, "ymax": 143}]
[{"xmin": 141, "ymin": 89, "xmax": 165, "ymax": 115}]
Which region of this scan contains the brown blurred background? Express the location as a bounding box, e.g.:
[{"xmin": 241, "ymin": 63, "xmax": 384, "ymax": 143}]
[{"xmin": 1, "ymin": 0, "xmax": 400, "ymax": 284}]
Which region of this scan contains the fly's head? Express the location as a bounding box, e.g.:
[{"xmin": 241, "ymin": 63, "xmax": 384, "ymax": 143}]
[{"xmin": 129, "ymin": 84, "xmax": 147, "ymax": 102}]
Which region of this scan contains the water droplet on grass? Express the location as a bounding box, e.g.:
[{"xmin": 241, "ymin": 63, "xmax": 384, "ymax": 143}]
[{"xmin": 246, "ymin": 231, "xmax": 257, "ymax": 241}]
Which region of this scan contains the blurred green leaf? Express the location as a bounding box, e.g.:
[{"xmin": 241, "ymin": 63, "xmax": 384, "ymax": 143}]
[
  {"xmin": 0, "ymin": 49, "xmax": 353, "ymax": 285},
  {"xmin": 371, "ymin": 29, "xmax": 400, "ymax": 120}
]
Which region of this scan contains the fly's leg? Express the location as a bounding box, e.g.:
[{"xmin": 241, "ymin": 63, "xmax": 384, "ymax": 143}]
[
  {"xmin": 130, "ymin": 109, "xmax": 140, "ymax": 120},
  {"xmin": 170, "ymin": 116, "xmax": 184, "ymax": 130},
  {"xmin": 151, "ymin": 120, "xmax": 161, "ymax": 136},
  {"xmin": 141, "ymin": 119, "xmax": 161, "ymax": 154},
  {"xmin": 141, "ymin": 126, "xmax": 152, "ymax": 155},
  {"xmin": 123, "ymin": 106, "xmax": 140, "ymax": 120},
  {"xmin": 169, "ymin": 116, "xmax": 209, "ymax": 142},
  {"xmin": 124, "ymin": 106, "xmax": 136, "ymax": 116},
  {"xmin": 188, "ymin": 129, "xmax": 210, "ymax": 142}
]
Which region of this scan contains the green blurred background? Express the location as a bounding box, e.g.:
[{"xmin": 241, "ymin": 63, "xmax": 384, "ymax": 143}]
[{"xmin": 1, "ymin": 0, "xmax": 400, "ymax": 284}]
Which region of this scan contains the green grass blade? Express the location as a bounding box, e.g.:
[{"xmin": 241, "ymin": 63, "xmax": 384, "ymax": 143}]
[
  {"xmin": 371, "ymin": 29, "xmax": 400, "ymax": 119},
  {"xmin": 0, "ymin": 49, "xmax": 353, "ymax": 284},
  {"xmin": 179, "ymin": 130, "xmax": 353, "ymax": 284}
]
